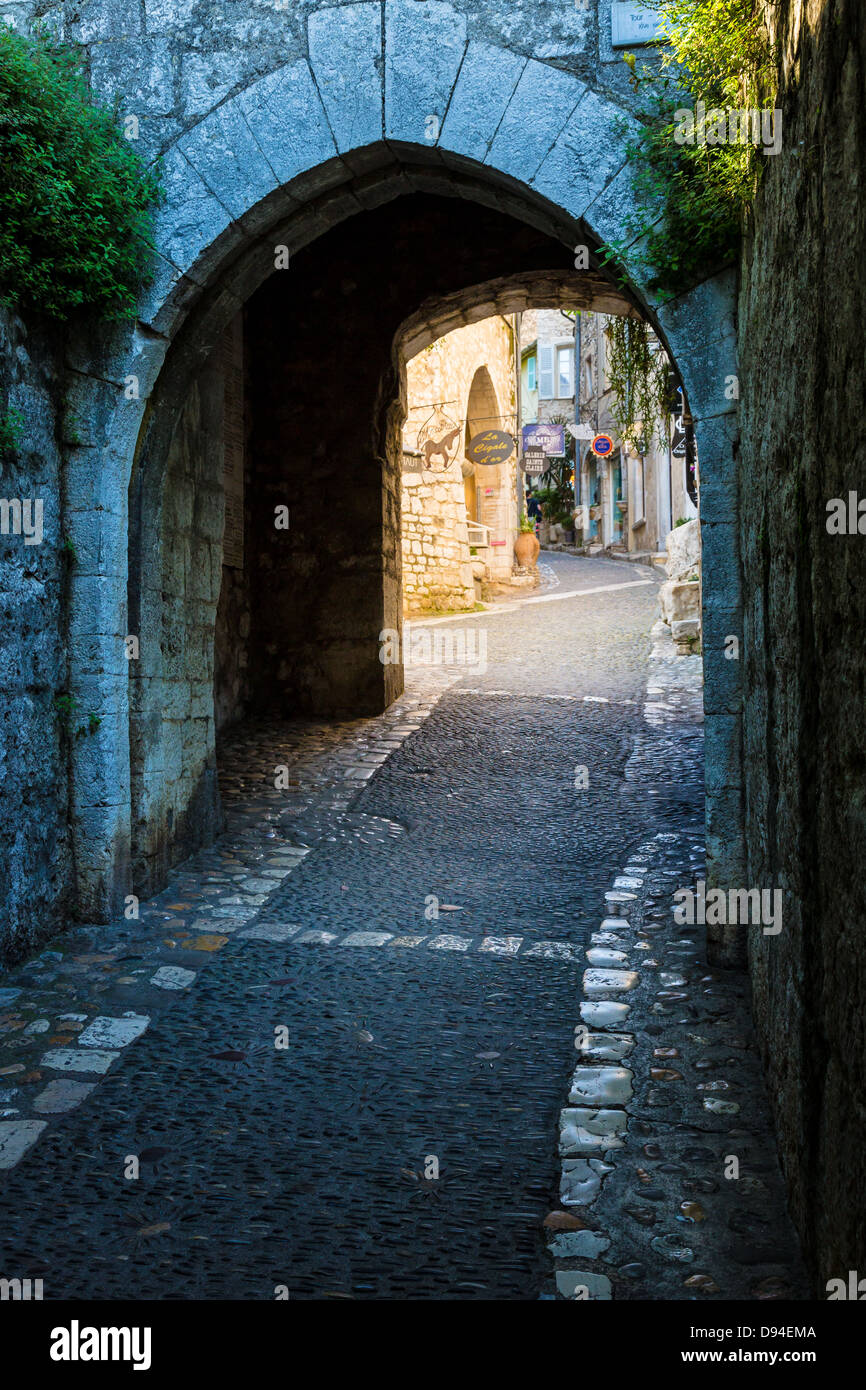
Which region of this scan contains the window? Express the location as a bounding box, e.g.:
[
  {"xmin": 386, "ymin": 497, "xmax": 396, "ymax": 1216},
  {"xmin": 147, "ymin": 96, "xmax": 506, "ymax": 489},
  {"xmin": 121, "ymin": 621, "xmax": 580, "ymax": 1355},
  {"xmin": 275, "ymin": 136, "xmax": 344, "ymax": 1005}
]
[
  {"xmin": 633, "ymin": 455, "xmax": 646, "ymax": 524},
  {"xmin": 556, "ymin": 345, "xmax": 574, "ymax": 398},
  {"xmin": 526, "ymin": 354, "xmax": 537, "ymax": 392},
  {"xmin": 538, "ymin": 344, "xmax": 554, "ymax": 399}
]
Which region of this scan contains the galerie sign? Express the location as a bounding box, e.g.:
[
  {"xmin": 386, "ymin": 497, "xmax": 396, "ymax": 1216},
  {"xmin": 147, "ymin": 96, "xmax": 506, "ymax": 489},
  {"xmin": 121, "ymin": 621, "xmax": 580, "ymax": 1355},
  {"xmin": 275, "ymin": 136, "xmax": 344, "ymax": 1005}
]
[{"xmin": 521, "ymin": 423, "xmax": 565, "ymax": 456}]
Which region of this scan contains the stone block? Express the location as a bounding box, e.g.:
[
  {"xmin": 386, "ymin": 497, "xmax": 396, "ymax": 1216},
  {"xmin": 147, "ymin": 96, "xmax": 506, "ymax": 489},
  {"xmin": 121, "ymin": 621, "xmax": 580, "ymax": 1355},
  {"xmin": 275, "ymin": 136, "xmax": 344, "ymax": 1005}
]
[
  {"xmin": 384, "ymin": 0, "xmax": 467, "ymax": 144},
  {"xmin": 68, "ymin": 0, "xmax": 141, "ymax": 42},
  {"xmin": 665, "ymin": 516, "xmax": 701, "ymax": 580},
  {"xmin": 656, "ymin": 271, "xmax": 738, "ymax": 423},
  {"xmin": 236, "ymin": 61, "xmax": 338, "ymax": 192},
  {"xmin": 89, "ymin": 38, "xmax": 174, "ymax": 118},
  {"xmin": 152, "ymin": 145, "xmax": 234, "ymax": 277},
  {"xmin": 486, "ymin": 60, "xmax": 585, "ymax": 183},
  {"xmin": 308, "ymin": 2, "xmax": 384, "ymax": 151},
  {"xmin": 660, "ymin": 580, "xmax": 700, "ymax": 626},
  {"xmin": 178, "ymin": 100, "xmax": 279, "ymax": 224},
  {"xmin": 533, "ymin": 86, "xmax": 638, "ymax": 217},
  {"xmin": 439, "ymin": 41, "xmax": 526, "ymax": 161}
]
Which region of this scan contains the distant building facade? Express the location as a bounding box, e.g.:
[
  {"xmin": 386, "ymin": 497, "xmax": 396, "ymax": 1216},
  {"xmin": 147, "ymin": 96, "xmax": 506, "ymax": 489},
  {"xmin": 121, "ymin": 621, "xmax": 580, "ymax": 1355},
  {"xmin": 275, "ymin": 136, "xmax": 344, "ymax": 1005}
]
[
  {"xmin": 518, "ymin": 307, "xmax": 698, "ymax": 555},
  {"xmin": 575, "ymin": 310, "xmax": 697, "ymax": 556}
]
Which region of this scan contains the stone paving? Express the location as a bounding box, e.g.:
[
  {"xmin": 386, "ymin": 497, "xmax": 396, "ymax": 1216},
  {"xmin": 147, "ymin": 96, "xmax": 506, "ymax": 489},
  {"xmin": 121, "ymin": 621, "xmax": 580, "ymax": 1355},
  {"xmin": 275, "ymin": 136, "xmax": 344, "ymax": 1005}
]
[{"xmin": 0, "ymin": 554, "xmax": 806, "ymax": 1300}]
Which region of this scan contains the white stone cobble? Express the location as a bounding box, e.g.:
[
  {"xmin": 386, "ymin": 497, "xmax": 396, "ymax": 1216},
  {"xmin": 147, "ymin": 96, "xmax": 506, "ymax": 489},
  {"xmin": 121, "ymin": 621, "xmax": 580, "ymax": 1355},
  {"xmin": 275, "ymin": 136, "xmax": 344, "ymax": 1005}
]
[
  {"xmin": 547, "ymin": 818, "xmax": 669, "ymax": 1298},
  {"xmin": 0, "ymin": 1120, "xmax": 48, "ymax": 1170}
]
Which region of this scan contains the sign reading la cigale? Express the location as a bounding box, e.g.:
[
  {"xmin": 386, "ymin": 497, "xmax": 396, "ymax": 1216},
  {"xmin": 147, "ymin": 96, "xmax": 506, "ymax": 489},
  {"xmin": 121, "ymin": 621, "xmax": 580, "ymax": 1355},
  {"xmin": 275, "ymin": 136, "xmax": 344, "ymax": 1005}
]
[
  {"xmin": 521, "ymin": 422, "xmax": 565, "ymax": 456},
  {"xmin": 465, "ymin": 429, "xmax": 514, "ymax": 466}
]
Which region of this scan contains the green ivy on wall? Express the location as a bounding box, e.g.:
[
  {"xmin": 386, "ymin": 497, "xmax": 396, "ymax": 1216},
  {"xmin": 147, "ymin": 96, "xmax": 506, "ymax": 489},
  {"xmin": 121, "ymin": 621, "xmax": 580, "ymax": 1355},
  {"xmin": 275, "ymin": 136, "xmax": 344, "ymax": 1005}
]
[
  {"xmin": 604, "ymin": 0, "xmax": 778, "ymax": 297},
  {"xmin": 0, "ymin": 404, "xmax": 24, "ymax": 455},
  {"xmin": 605, "ymin": 316, "xmax": 672, "ymax": 449},
  {"xmin": 0, "ymin": 25, "xmax": 162, "ymax": 321}
]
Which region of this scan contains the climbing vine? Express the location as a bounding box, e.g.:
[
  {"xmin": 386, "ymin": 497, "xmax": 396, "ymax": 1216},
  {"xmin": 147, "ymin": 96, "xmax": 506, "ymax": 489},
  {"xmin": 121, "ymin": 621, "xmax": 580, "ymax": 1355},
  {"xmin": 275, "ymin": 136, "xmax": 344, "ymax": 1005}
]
[
  {"xmin": 0, "ymin": 25, "xmax": 162, "ymax": 321},
  {"xmin": 604, "ymin": 0, "xmax": 778, "ymax": 296},
  {"xmin": 0, "ymin": 404, "xmax": 23, "ymax": 456},
  {"xmin": 605, "ymin": 317, "xmax": 672, "ymax": 449}
]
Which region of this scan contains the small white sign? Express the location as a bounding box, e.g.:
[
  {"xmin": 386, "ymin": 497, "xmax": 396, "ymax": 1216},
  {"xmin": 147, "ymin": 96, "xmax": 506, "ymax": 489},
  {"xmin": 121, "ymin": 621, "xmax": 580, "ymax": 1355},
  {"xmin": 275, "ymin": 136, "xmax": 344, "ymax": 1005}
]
[
  {"xmin": 567, "ymin": 422, "xmax": 595, "ymax": 440},
  {"xmin": 611, "ymin": 2, "xmax": 665, "ymax": 48}
]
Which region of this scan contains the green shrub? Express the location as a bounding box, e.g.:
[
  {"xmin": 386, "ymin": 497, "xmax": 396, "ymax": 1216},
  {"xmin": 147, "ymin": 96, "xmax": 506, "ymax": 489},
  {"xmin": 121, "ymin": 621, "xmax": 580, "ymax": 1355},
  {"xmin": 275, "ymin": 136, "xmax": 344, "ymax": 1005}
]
[
  {"xmin": 0, "ymin": 25, "xmax": 162, "ymax": 320},
  {"xmin": 603, "ymin": 0, "xmax": 777, "ymax": 297}
]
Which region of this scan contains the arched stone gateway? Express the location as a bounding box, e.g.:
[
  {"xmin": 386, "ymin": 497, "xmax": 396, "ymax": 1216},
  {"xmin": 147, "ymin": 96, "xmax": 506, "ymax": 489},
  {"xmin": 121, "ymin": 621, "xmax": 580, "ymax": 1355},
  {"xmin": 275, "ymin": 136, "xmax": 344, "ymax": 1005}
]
[{"xmin": 64, "ymin": 2, "xmax": 741, "ymax": 941}]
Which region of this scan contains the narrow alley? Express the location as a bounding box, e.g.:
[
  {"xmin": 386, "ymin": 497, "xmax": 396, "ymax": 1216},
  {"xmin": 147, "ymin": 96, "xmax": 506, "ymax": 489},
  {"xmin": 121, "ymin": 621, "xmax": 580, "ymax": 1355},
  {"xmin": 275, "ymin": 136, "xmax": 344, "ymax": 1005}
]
[
  {"xmin": 2, "ymin": 0, "xmax": 865, "ymax": 1357},
  {"xmin": 0, "ymin": 556, "xmax": 805, "ymax": 1300}
]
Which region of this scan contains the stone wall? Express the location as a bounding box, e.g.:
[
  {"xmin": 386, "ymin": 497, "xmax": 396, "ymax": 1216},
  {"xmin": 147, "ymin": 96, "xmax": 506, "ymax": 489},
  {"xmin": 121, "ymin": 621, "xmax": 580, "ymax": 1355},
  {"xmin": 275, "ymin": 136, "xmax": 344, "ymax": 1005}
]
[
  {"xmin": 401, "ymin": 468, "xmax": 476, "ymax": 615},
  {"xmin": 128, "ymin": 355, "xmax": 225, "ymax": 897},
  {"xmin": 403, "ymin": 317, "xmax": 516, "ymax": 613},
  {"xmin": 739, "ymin": 0, "xmax": 866, "ymax": 1292},
  {"xmin": 0, "ymin": 308, "xmax": 73, "ymax": 964}
]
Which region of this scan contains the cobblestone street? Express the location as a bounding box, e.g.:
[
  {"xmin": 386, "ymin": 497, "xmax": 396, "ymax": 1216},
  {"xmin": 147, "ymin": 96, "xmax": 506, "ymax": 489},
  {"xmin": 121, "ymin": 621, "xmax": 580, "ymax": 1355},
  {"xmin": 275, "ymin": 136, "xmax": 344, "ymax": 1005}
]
[{"xmin": 0, "ymin": 555, "xmax": 805, "ymax": 1300}]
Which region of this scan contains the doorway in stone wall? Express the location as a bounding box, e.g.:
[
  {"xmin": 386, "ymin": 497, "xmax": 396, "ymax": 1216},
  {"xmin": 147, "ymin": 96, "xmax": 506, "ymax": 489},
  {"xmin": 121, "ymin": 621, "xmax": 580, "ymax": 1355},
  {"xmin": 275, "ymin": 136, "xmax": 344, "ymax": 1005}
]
[{"xmin": 122, "ymin": 159, "xmax": 729, "ymax": 915}]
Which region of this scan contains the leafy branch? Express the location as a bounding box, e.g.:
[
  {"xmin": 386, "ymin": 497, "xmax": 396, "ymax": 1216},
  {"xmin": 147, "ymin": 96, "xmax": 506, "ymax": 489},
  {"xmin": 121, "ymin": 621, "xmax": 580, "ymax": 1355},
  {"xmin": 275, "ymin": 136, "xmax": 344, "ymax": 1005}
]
[
  {"xmin": 603, "ymin": 0, "xmax": 778, "ymax": 296},
  {"xmin": 0, "ymin": 25, "xmax": 163, "ymax": 321},
  {"xmin": 605, "ymin": 317, "xmax": 672, "ymax": 450}
]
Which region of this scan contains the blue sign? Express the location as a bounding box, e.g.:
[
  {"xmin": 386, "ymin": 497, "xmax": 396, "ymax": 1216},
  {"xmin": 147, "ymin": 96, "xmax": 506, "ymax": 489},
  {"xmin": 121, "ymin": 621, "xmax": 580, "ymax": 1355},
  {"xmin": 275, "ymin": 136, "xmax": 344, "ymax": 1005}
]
[{"xmin": 522, "ymin": 423, "xmax": 565, "ymax": 456}]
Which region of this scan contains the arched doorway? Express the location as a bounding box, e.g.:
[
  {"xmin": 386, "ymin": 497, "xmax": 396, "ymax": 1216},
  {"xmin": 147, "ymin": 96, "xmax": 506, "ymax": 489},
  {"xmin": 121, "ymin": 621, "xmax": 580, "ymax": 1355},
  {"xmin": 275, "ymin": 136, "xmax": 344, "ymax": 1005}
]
[
  {"xmin": 463, "ymin": 363, "xmax": 515, "ymax": 580},
  {"xmin": 63, "ymin": 9, "xmax": 741, "ymax": 941}
]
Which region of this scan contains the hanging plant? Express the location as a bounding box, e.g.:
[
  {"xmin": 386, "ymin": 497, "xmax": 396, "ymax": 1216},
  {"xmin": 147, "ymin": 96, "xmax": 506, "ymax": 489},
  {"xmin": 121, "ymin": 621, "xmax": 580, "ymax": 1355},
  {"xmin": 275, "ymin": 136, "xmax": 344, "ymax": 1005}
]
[
  {"xmin": 605, "ymin": 317, "xmax": 671, "ymax": 450},
  {"xmin": 0, "ymin": 25, "xmax": 162, "ymax": 321},
  {"xmin": 600, "ymin": 0, "xmax": 778, "ymax": 297}
]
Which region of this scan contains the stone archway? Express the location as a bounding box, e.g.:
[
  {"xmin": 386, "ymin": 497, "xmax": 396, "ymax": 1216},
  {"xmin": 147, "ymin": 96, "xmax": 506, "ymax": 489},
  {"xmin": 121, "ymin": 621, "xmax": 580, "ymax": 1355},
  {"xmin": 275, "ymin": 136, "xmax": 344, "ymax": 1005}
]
[{"xmin": 65, "ymin": 2, "xmax": 741, "ymax": 945}]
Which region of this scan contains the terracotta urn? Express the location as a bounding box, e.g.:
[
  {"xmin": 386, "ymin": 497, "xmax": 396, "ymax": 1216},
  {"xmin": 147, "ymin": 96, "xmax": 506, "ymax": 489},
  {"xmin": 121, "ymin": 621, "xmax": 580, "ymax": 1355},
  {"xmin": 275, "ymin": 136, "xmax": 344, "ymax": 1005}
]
[{"xmin": 514, "ymin": 531, "xmax": 540, "ymax": 568}]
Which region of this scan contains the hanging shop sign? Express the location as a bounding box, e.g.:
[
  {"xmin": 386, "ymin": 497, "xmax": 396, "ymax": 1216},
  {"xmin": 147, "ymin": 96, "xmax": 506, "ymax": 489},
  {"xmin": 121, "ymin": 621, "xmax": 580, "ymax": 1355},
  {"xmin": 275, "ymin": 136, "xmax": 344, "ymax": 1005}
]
[
  {"xmin": 522, "ymin": 448, "xmax": 547, "ymax": 476},
  {"xmin": 417, "ymin": 407, "xmax": 462, "ymax": 470},
  {"xmin": 591, "ymin": 433, "xmax": 615, "ymax": 457},
  {"xmin": 465, "ymin": 429, "xmax": 514, "ymax": 466},
  {"xmin": 567, "ymin": 422, "xmax": 595, "ymax": 441},
  {"xmin": 522, "ymin": 422, "xmax": 565, "ymax": 456}
]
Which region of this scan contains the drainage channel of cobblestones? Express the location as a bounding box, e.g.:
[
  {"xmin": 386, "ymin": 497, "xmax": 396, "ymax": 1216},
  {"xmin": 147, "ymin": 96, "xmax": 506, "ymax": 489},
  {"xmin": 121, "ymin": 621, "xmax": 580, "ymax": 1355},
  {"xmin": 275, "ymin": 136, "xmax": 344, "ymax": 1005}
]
[
  {"xmin": 0, "ymin": 557, "xmax": 807, "ymax": 1299},
  {"xmin": 546, "ymin": 625, "xmax": 807, "ymax": 1301}
]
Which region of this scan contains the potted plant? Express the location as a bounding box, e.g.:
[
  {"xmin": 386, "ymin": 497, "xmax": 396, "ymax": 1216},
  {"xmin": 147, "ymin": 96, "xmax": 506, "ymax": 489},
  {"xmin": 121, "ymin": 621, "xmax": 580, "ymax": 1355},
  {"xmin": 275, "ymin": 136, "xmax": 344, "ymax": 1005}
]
[
  {"xmin": 514, "ymin": 511, "xmax": 540, "ymax": 568},
  {"xmin": 555, "ymin": 507, "xmax": 575, "ymax": 544}
]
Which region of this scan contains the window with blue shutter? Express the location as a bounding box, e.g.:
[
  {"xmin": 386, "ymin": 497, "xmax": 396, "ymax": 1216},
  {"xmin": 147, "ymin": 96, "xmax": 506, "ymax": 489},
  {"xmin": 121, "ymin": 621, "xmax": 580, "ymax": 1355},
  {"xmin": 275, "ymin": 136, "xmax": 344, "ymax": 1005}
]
[{"xmin": 538, "ymin": 343, "xmax": 554, "ymax": 399}]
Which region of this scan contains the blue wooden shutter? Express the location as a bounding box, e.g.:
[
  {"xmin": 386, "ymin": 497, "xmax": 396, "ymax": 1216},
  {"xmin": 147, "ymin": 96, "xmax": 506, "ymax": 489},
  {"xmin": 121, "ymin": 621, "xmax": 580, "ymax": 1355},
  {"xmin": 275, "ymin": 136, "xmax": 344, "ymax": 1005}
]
[{"xmin": 538, "ymin": 344, "xmax": 554, "ymax": 399}]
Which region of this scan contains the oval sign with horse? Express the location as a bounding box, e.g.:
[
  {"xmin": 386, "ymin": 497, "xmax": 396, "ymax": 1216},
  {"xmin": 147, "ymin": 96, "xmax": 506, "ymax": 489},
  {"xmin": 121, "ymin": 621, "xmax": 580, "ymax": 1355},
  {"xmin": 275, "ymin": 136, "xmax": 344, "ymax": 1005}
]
[{"xmin": 465, "ymin": 429, "xmax": 515, "ymax": 466}]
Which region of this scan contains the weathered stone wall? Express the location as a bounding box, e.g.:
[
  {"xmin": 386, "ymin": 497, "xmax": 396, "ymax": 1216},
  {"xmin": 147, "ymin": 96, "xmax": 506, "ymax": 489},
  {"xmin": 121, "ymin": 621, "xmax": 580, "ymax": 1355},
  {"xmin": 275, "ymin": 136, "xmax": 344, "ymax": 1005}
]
[
  {"xmin": 739, "ymin": 0, "xmax": 866, "ymax": 1291},
  {"xmin": 0, "ymin": 308, "xmax": 73, "ymax": 963},
  {"xmin": 403, "ymin": 317, "xmax": 516, "ymax": 613},
  {"xmin": 26, "ymin": 0, "xmax": 655, "ymax": 169},
  {"xmin": 213, "ymin": 563, "xmax": 251, "ymax": 733},
  {"xmin": 128, "ymin": 355, "xmax": 225, "ymax": 897},
  {"xmin": 401, "ymin": 467, "xmax": 476, "ymax": 615}
]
